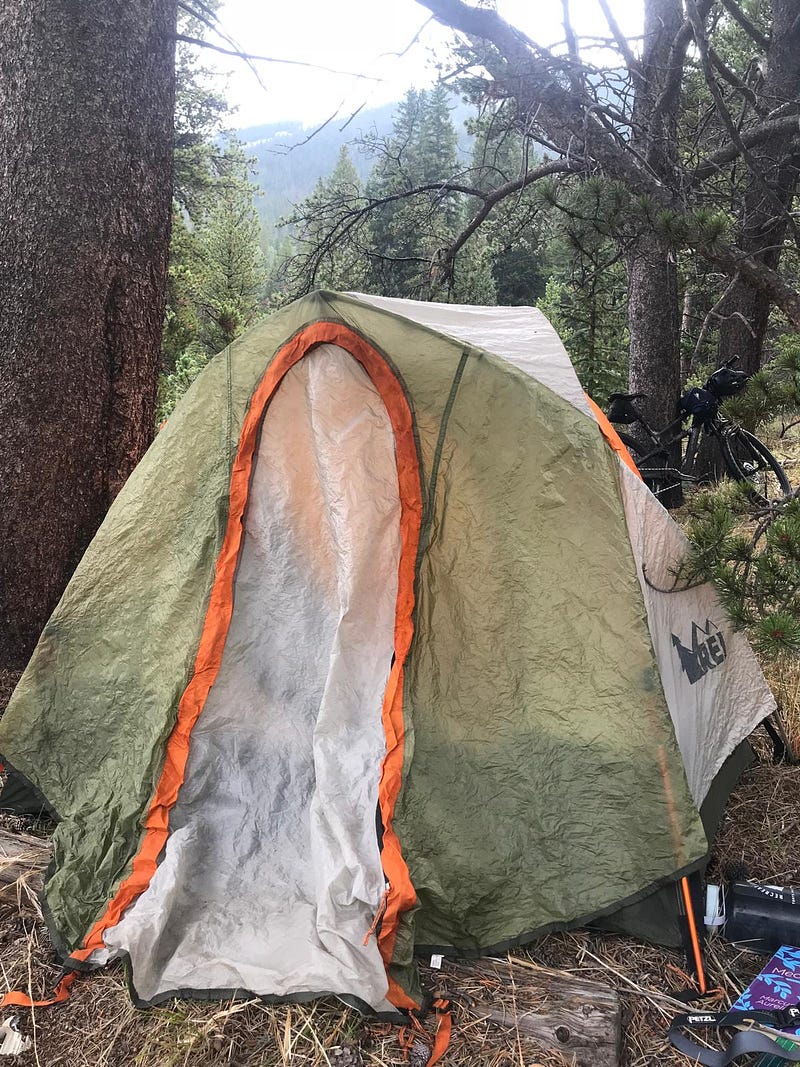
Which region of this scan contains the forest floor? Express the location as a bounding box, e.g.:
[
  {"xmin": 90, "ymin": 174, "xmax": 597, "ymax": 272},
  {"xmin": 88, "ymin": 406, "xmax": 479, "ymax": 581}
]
[
  {"xmin": 2, "ymin": 431, "xmax": 800, "ymax": 1066},
  {"xmin": 8, "ymin": 755, "xmax": 800, "ymax": 1067}
]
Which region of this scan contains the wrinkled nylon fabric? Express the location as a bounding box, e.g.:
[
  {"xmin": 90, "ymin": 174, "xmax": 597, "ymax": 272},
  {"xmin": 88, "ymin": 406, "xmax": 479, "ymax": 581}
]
[
  {"xmin": 359, "ymin": 293, "xmax": 774, "ymax": 811},
  {"xmin": 616, "ymin": 467, "xmax": 775, "ymax": 805},
  {"xmin": 102, "ymin": 346, "xmax": 399, "ymax": 1008},
  {"xmin": 0, "ymin": 292, "xmax": 452, "ymax": 968},
  {"xmin": 350, "ymin": 292, "xmax": 594, "ymax": 417},
  {"xmin": 392, "ymin": 349, "xmax": 708, "ymax": 951},
  {"xmin": 0, "ymin": 291, "xmax": 769, "ymax": 1001}
]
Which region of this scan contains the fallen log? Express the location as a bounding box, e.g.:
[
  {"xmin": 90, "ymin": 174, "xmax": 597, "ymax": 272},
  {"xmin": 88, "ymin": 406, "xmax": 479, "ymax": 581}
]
[
  {"xmin": 435, "ymin": 956, "xmax": 621, "ymax": 1067},
  {"xmin": 0, "ymin": 826, "xmax": 48, "ymax": 893}
]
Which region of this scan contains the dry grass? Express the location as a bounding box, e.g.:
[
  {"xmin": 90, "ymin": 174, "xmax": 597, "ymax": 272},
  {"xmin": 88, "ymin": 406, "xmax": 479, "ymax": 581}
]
[{"xmin": 0, "ymin": 913, "xmax": 580, "ymax": 1067}]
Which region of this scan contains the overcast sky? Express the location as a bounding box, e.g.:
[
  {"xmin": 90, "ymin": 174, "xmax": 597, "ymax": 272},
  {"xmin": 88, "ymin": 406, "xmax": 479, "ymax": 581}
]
[{"xmin": 204, "ymin": 0, "xmax": 643, "ymax": 129}]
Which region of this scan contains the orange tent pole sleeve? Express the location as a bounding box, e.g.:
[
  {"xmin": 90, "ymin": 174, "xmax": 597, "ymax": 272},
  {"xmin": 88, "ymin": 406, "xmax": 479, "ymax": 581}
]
[{"xmin": 585, "ymin": 394, "xmax": 643, "ymax": 479}]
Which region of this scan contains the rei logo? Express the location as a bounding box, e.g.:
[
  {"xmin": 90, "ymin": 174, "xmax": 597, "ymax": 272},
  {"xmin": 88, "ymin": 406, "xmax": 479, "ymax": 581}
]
[{"xmin": 671, "ymin": 620, "xmax": 727, "ymax": 685}]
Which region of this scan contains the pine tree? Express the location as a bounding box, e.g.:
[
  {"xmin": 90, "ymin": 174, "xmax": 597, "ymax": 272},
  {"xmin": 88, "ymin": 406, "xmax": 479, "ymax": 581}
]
[
  {"xmin": 286, "ymin": 145, "xmax": 369, "ymax": 294},
  {"xmin": 283, "ymin": 89, "xmax": 497, "ymax": 305},
  {"xmin": 677, "ymin": 337, "xmax": 800, "ymax": 663},
  {"xmin": 536, "ymin": 179, "xmax": 629, "ymax": 398},
  {"xmin": 192, "ymin": 140, "xmax": 266, "ymax": 352},
  {"xmin": 363, "ymin": 87, "xmax": 496, "ymax": 302},
  {"xmin": 158, "ymin": 139, "xmax": 266, "ymax": 420},
  {"xmin": 365, "ymin": 89, "xmax": 431, "ymax": 297},
  {"xmin": 468, "ymin": 109, "xmax": 547, "ymax": 306}
]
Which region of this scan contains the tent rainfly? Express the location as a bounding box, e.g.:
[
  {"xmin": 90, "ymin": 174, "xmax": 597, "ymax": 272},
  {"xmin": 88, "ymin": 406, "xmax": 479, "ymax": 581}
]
[{"xmin": 0, "ymin": 291, "xmax": 775, "ymax": 1014}]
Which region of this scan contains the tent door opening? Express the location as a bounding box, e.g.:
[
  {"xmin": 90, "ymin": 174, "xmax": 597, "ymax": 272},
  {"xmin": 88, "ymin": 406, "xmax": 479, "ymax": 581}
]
[{"xmin": 102, "ymin": 343, "xmax": 403, "ymax": 1010}]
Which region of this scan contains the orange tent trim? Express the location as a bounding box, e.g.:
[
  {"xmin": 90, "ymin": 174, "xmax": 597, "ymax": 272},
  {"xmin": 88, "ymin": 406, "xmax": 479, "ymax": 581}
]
[{"xmin": 70, "ymin": 323, "xmax": 423, "ymax": 1011}]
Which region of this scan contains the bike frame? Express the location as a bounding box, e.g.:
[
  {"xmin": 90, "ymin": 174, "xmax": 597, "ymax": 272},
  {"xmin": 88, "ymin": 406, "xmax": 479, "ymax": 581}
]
[{"xmin": 623, "ymin": 409, "xmax": 731, "ymax": 486}]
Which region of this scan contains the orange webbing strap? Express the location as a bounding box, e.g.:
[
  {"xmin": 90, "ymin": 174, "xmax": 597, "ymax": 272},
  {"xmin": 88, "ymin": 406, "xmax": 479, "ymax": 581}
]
[
  {"xmin": 397, "ymin": 1025, "xmax": 415, "ymax": 1061},
  {"xmin": 0, "ymin": 970, "xmax": 78, "ymax": 1009},
  {"xmin": 398, "ymin": 999, "xmax": 453, "ymax": 1065},
  {"xmin": 680, "ymin": 876, "xmax": 708, "ymax": 995},
  {"xmin": 363, "ymin": 888, "xmax": 390, "ymax": 946},
  {"xmin": 426, "ymin": 999, "xmax": 452, "ymax": 1066}
]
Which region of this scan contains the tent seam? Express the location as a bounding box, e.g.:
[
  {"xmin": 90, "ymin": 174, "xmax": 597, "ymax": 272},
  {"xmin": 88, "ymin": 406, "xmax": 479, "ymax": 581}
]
[{"xmin": 417, "ymin": 349, "xmax": 471, "ymax": 561}]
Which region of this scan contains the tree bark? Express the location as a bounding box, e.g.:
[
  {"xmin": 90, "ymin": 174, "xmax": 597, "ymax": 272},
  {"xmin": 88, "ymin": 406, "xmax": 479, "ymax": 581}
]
[
  {"xmin": 0, "ymin": 1, "xmax": 177, "ymax": 667},
  {"xmin": 625, "ymin": 0, "xmax": 685, "ymax": 509},
  {"xmin": 627, "ymin": 234, "xmax": 682, "ymax": 425},
  {"xmin": 717, "ymin": 0, "xmax": 800, "ymax": 372}
]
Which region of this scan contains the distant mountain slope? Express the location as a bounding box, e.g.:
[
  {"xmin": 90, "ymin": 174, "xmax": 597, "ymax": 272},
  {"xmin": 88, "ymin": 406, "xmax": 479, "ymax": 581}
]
[{"xmin": 238, "ymin": 96, "xmax": 475, "ymax": 234}]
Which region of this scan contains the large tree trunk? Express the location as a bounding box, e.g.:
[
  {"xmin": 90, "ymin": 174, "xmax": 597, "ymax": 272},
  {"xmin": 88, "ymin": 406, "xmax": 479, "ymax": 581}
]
[
  {"xmin": 627, "ymin": 235, "xmax": 682, "ymax": 423},
  {"xmin": 626, "ymin": 0, "xmax": 684, "ymax": 431},
  {"xmin": 717, "ymin": 0, "xmax": 800, "ymax": 373},
  {"xmin": 0, "ymin": 1, "xmax": 177, "ymax": 667},
  {"xmin": 625, "ymin": 0, "xmax": 685, "ymax": 504}
]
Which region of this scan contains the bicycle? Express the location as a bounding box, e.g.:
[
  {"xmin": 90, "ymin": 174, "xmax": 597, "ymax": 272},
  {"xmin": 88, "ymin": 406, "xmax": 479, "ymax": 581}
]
[{"xmin": 605, "ymin": 358, "xmax": 791, "ymax": 506}]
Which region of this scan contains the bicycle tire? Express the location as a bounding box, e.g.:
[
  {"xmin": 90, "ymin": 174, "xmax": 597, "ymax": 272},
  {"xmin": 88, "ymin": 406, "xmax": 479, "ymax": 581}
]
[{"xmin": 720, "ymin": 427, "xmax": 790, "ymax": 505}]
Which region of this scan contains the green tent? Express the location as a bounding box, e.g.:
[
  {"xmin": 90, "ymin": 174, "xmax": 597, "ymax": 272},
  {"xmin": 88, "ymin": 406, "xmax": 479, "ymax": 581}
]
[{"xmin": 0, "ymin": 291, "xmax": 774, "ymax": 1012}]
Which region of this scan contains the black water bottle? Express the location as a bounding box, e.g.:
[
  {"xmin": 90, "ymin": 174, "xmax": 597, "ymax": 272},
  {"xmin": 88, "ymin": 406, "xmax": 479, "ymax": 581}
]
[{"xmin": 726, "ymin": 882, "xmax": 800, "ymax": 954}]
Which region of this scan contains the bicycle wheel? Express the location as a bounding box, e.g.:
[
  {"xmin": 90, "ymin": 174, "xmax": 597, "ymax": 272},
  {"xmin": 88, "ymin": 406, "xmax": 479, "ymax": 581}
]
[{"xmin": 720, "ymin": 427, "xmax": 790, "ymax": 505}]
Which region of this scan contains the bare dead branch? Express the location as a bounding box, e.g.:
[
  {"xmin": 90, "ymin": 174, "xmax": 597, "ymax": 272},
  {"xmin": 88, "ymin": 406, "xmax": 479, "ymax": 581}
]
[
  {"xmin": 177, "ymin": 1, "xmax": 270, "ymax": 95},
  {"xmin": 276, "ymin": 107, "xmax": 345, "ymax": 153},
  {"xmin": 339, "ymin": 102, "xmax": 367, "ymax": 133},
  {"xmin": 707, "ymin": 46, "xmax": 761, "ymax": 112},
  {"xmin": 651, "ymin": 0, "xmax": 714, "ymax": 128},
  {"xmin": 440, "ymin": 158, "xmax": 581, "ymax": 267},
  {"xmin": 718, "ymin": 0, "xmax": 771, "ymax": 51},
  {"xmin": 596, "ymin": 0, "xmax": 643, "ymax": 79},
  {"xmin": 699, "ymin": 241, "xmax": 800, "ymax": 328},
  {"xmin": 382, "ymin": 16, "xmax": 435, "ymax": 59},
  {"xmin": 693, "ymin": 113, "xmax": 800, "ymax": 180},
  {"xmin": 173, "ymin": 34, "xmax": 383, "ymax": 81},
  {"xmin": 686, "ymin": 0, "xmax": 800, "ymax": 246},
  {"xmin": 561, "ymin": 0, "xmax": 582, "ymax": 93},
  {"xmin": 693, "ymin": 272, "xmax": 741, "ymax": 358}
]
